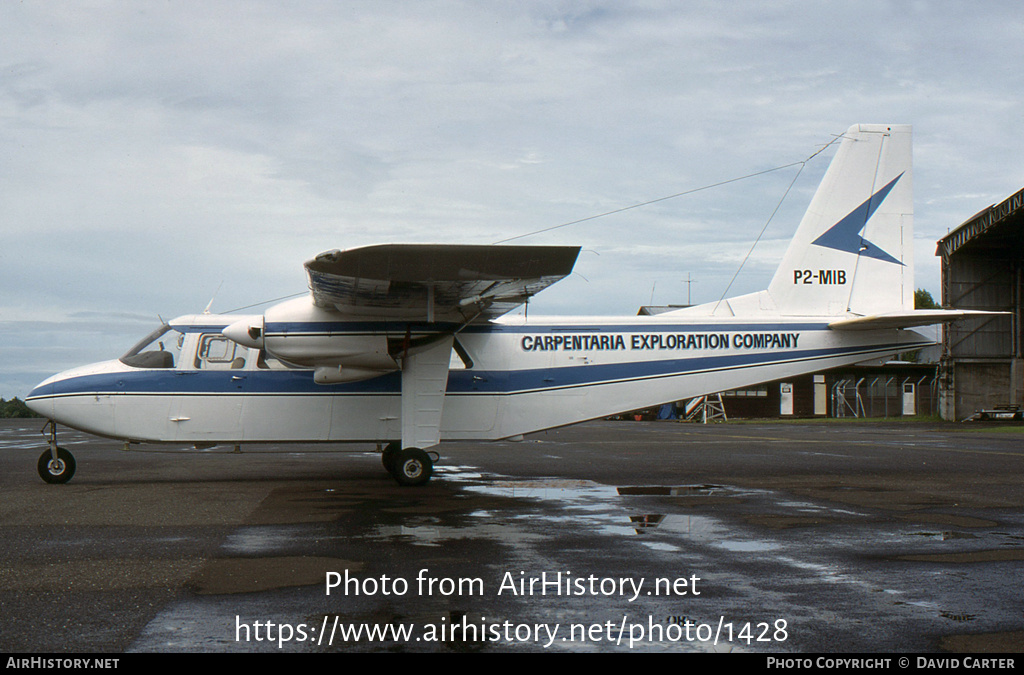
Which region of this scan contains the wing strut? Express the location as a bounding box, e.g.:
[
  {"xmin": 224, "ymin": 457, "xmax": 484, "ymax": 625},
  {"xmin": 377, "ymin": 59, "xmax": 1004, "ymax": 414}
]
[{"xmin": 387, "ymin": 335, "xmax": 454, "ymax": 486}]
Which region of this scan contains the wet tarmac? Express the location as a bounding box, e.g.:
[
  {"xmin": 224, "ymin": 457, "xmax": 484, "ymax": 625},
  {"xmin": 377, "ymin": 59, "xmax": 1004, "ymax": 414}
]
[{"xmin": 2, "ymin": 417, "xmax": 1023, "ymax": 653}]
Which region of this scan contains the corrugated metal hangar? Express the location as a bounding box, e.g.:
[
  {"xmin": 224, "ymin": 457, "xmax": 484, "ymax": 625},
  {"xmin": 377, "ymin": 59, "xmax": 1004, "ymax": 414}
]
[{"xmin": 937, "ymin": 187, "xmax": 1024, "ymax": 421}]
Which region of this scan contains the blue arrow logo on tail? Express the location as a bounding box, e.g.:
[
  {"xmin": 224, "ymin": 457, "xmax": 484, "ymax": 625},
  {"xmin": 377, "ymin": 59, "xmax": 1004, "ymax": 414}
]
[{"xmin": 811, "ymin": 173, "xmax": 905, "ymax": 266}]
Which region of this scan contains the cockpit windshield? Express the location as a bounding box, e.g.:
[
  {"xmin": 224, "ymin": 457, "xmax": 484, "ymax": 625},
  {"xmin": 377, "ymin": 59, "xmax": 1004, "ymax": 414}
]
[{"xmin": 119, "ymin": 323, "xmax": 183, "ymax": 369}]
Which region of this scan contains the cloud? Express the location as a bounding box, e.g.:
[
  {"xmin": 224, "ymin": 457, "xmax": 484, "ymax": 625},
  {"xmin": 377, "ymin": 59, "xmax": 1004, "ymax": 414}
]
[{"xmin": 2, "ymin": 1, "xmax": 1023, "ymax": 395}]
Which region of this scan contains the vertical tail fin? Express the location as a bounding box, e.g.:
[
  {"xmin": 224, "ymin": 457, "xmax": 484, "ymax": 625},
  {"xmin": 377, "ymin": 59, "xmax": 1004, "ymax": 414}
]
[{"xmin": 767, "ymin": 124, "xmax": 913, "ymax": 317}]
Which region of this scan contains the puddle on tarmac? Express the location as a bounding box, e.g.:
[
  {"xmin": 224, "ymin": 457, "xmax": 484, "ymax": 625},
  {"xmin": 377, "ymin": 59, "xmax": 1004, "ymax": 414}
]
[
  {"xmin": 908, "ymin": 530, "xmax": 979, "ymax": 541},
  {"xmin": 437, "ymin": 467, "xmax": 1023, "ymax": 570},
  {"xmin": 424, "ymin": 468, "xmax": 786, "ymax": 555},
  {"xmin": 223, "ymin": 464, "xmax": 1019, "ymax": 593},
  {"xmin": 222, "ymin": 526, "xmax": 308, "ymax": 555},
  {"xmin": 618, "ymin": 485, "xmax": 725, "ymax": 497}
]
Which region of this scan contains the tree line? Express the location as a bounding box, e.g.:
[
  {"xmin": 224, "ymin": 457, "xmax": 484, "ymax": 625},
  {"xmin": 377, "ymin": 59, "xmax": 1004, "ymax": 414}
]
[{"xmin": 0, "ymin": 398, "xmax": 39, "ymax": 418}]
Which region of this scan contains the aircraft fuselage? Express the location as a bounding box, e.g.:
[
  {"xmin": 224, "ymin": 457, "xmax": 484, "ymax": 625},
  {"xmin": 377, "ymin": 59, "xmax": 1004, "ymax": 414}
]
[{"xmin": 26, "ymin": 312, "xmax": 929, "ymax": 445}]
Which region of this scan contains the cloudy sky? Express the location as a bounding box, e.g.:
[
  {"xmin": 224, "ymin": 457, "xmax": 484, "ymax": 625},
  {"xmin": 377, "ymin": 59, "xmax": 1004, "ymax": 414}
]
[{"xmin": 2, "ymin": 1, "xmax": 1023, "ymax": 397}]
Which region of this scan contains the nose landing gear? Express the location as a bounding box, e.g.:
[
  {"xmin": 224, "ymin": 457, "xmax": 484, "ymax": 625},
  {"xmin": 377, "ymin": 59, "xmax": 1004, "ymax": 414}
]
[{"xmin": 37, "ymin": 421, "xmax": 76, "ymax": 484}]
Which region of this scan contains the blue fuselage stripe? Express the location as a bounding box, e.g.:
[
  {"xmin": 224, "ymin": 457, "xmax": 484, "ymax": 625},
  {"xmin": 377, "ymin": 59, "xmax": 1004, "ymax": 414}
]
[
  {"xmin": 262, "ymin": 320, "xmax": 831, "ymax": 336},
  {"xmin": 27, "ymin": 339, "xmax": 924, "ymax": 401}
]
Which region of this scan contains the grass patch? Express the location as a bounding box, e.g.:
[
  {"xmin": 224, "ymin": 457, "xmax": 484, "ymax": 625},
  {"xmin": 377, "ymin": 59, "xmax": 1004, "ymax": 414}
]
[
  {"xmin": 957, "ymin": 423, "xmax": 1024, "ymax": 434},
  {"xmin": 719, "ymin": 414, "xmax": 948, "ymax": 425}
]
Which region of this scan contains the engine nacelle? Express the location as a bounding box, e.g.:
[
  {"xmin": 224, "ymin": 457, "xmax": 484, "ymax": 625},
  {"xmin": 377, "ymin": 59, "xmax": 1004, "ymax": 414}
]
[
  {"xmin": 258, "ymin": 297, "xmax": 398, "ymax": 370},
  {"xmin": 223, "ymin": 297, "xmax": 459, "ymax": 382}
]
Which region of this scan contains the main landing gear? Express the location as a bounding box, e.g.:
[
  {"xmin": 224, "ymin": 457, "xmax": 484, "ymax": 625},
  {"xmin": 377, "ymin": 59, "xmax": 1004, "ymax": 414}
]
[
  {"xmin": 381, "ymin": 441, "xmax": 436, "ymax": 487},
  {"xmin": 37, "ymin": 420, "xmax": 76, "ymax": 484}
]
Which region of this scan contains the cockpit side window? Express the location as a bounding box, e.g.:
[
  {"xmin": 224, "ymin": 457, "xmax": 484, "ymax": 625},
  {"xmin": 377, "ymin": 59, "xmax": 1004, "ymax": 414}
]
[{"xmin": 195, "ymin": 334, "xmax": 243, "ymax": 370}]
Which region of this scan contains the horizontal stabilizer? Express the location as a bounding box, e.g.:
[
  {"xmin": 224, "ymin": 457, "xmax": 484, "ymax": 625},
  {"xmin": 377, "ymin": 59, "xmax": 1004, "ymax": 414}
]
[{"xmin": 828, "ymin": 309, "xmax": 1007, "ymax": 331}]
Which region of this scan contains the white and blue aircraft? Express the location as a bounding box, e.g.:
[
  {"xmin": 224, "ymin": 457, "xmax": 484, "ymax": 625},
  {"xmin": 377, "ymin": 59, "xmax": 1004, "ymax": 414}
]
[{"xmin": 26, "ymin": 124, "xmax": 983, "ymax": 486}]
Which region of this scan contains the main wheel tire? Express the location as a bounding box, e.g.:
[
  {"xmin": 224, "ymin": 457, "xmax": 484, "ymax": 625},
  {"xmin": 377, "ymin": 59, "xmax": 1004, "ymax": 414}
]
[
  {"xmin": 393, "ymin": 447, "xmax": 433, "ymax": 487},
  {"xmin": 381, "ymin": 442, "xmax": 401, "ymax": 474},
  {"xmin": 38, "ymin": 447, "xmax": 76, "ymax": 484}
]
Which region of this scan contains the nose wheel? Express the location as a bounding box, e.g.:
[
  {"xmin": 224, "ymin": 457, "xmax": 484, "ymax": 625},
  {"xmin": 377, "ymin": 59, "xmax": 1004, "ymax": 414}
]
[
  {"xmin": 38, "ymin": 446, "xmax": 76, "ymax": 484},
  {"xmin": 37, "ymin": 421, "xmax": 75, "ymax": 484}
]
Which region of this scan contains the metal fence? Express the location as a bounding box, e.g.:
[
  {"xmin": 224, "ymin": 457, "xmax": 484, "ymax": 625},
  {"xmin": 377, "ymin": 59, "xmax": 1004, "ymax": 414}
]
[{"xmin": 831, "ymin": 375, "xmax": 938, "ymax": 418}]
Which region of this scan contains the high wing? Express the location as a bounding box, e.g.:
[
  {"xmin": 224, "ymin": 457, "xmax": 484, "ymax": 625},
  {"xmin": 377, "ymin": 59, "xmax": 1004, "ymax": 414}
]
[
  {"xmin": 299, "ymin": 243, "xmax": 580, "ymax": 470},
  {"xmin": 305, "ymin": 243, "xmax": 581, "ymax": 322}
]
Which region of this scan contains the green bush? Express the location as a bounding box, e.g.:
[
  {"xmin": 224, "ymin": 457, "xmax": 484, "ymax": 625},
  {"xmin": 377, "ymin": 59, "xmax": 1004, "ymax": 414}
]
[{"xmin": 0, "ymin": 398, "xmax": 40, "ymax": 418}]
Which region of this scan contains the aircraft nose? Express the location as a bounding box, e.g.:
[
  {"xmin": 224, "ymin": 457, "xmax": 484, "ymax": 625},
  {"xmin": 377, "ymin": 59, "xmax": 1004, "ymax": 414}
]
[
  {"xmin": 25, "ymin": 379, "xmax": 56, "ymax": 418},
  {"xmin": 224, "ymin": 317, "xmax": 265, "ymax": 349}
]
